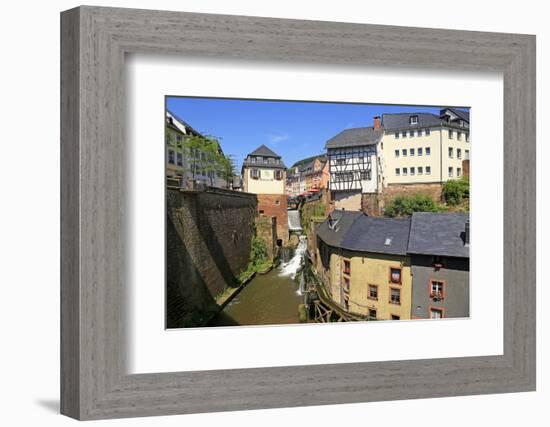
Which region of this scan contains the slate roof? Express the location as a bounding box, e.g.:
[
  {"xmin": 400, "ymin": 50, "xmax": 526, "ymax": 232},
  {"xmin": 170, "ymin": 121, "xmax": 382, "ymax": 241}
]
[
  {"xmin": 242, "ymin": 144, "xmax": 287, "ymax": 169},
  {"xmin": 290, "ymin": 154, "xmax": 325, "ymax": 169},
  {"xmin": 341, "ymin": 216, "xmax": 412, "ymax": 256},
  {"xmin": 316, "ymin": 211, "xmax": 470, "ymax": 259},
  {"xmin": 381, "ymin": 113, "xmax": 443, "ymax": 131},
  {"xmin": 443, "ymin": 107, "xmax": 470, "ymax": 123},
  {"xmin": 300, "ymin": 156, "xmax": 327, "ymax": 174},
  {"xmin": 166, "ymin": 109, "xmax": 203, "ymax": 137},
  {"xmin": 249, "ymin": 144, "xmax": 281, "ymax": 158},
  {"xmin": 325, "ymin": 127, "xmax": 383, "ymax": 149},
  {"xmin": 408, "ymin": 212, "xmax": 469, "ymax": 258},
  {"xmin": 316, "ymin": 210, "xmax": 363, "ymax": 248}
]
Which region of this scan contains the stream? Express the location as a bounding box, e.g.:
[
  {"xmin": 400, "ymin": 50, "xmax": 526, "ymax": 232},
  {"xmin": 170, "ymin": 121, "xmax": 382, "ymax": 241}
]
[{"xmin": 209, "ymin": 236, "xmax": 307, "ymax": 327}]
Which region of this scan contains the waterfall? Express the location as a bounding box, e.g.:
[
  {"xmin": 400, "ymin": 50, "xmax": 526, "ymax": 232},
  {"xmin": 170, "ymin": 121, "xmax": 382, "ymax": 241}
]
[{"xmin": 278, "ymin": 235, "xmax": 307, "ymax": 280}]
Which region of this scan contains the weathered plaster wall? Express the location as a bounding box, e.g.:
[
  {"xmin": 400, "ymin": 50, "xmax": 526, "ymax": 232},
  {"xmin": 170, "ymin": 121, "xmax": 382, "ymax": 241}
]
[
  {"xmin": 256, "ymin": 215, "xmax": 278, "ymax": 261},
  {"xmin": 332, "ymin": 190, "xmax": 362, "ymax": 211},
  {"xmin": 410, "ymin": 255, "xmax": 470, "ymax": 319},
  {"xmin": 257, "ymin": 194, "xmax": 288, "ymax": 244}
]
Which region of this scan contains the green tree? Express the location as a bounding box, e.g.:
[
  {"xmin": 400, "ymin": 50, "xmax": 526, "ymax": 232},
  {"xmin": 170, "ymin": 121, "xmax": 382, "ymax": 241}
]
[
  {"xmin": 201, "ymin": 137, "xmax": 223, "ymax": 186},
  {"xmin": 442, "ymin": 177, "xmax": 470, "ymax": 206},
  {"xmin": 250, "ymin": 237, "xmax": 268, "ymax": 267},
  {"xmin": 219, "ymin": 154, "xmax": 236, "ymax": 188},
  {"xmin": 182, "ymin": 134, "xmax": 206, "ymax": 180},
  {"xmin": 384, "ymin": 194, "xmax": 443, "ymax": 217},
  {"xmin": 182, "ymin": 134, "xmax": 225, "ymax": 185}
]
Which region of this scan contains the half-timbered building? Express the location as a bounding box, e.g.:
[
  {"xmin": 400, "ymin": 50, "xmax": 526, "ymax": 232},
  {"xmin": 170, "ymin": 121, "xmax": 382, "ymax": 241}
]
[{"xmin": 325, "ymin": 118, "xmax": 384, "ymax": 211}]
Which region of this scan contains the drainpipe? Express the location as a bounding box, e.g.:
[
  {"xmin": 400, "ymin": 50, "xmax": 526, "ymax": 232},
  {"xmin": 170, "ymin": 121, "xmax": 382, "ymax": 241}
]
[{"xmin": 439, "ymin": 128, "xmax": 443, "ymax": 183}]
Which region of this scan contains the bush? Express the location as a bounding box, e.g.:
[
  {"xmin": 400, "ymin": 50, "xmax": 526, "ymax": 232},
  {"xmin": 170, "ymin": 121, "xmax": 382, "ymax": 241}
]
[
  {"xmin": 442, "ymin": 177, "xmax": 470, "ymax": 206},
  {"xmin": 384, "ymin": 194, "xmax": 443, "ymax": 217},
  {"xmin": 250, "ymin": 237, "xmax": 268, "ymax": 267}
]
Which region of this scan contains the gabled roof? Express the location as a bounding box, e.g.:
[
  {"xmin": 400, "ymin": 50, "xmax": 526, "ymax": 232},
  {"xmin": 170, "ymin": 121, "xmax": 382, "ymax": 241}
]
[
  {"xmin": 249, "ymin": 144, "xmax": 281, "ymax": 158},
  {"xmin": 316, "ymin": 211, "xmax": 470, "ymax": 259},
  {"xmin": 442, "ymin": 107, "xmax": 470, "ymax": 123},
  {"xmin": 325, "ymin": 127, "xmax": 383, "ymax": 149},
  {"xmin": 341, "ymin": 216, "xmax": 411, "ymax": 256},
  {"xmin": 242, "ymin": 144, "xmax": 287, "ymax": 169},
  {"xmin": 407, "ymin": 212, "xmax": 469, "ymax": 258},
  {"xmin": 290, "ymin": 154, "xmax": 325, "ymax": 169},
  {"xmin": 316, "ymin": 210, "xmax": 363, "ymax": 248},
  {"xmin": 381, "ymin": 113, "xmax": 443, "ymax": 131},
  {"xmin": 166, "ymin": 109, "xmax": 202, "ymax": 137}
]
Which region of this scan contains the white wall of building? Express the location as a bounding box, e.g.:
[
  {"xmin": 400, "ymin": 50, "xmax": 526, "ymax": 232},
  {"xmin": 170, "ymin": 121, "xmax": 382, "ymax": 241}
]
[
  {"xmin": 382, "ymin": 127, "xmax": 470, "ymax": 184},
  {"xmin": 243, "ymin": 167, "xmax": 286, "ymax": 194},
  {"xmin": 328, "ymin": 146, "xmax": 378, "ymax": 194}
]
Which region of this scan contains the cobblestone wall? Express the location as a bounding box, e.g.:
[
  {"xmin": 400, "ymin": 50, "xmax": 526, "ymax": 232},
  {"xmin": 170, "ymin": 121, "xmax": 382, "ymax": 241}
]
[
  {"xmin": 256, "ymin": 215, "xmax": 277, "ymax": 261},
  {"xmin": 166, "ymin": 188, "xmax": 257, "ymax": 328}
]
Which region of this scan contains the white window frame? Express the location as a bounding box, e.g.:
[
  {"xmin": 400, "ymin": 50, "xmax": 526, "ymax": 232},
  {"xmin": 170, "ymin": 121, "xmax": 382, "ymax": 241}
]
[{"xmin": 430, "ymin": 308, "xmax": 443, "ymax": 319}]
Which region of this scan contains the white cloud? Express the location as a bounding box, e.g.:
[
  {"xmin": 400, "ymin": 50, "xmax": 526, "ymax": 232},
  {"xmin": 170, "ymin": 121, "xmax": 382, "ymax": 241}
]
[{"xmin": 267, "ymin": 133, "xmax": 289, "ymax": 144}]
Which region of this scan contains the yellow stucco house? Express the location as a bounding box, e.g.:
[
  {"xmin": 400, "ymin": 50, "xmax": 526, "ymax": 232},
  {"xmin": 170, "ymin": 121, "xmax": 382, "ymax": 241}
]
[{"xmin": 314, "ymin": 210, "xmax": 412, "ymax": 321}]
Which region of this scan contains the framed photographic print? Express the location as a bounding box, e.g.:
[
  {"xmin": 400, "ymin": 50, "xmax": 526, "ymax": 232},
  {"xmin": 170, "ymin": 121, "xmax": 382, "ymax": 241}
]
[{"xmin": 61, "ymin": 6, "xmax": 536, "ymax": 420}]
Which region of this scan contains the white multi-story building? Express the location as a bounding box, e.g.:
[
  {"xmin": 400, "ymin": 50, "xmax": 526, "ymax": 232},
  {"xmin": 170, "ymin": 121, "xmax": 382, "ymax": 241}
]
[{"xmin": 381, "ymin": 108, "xmax": 470, "ymax": 184}]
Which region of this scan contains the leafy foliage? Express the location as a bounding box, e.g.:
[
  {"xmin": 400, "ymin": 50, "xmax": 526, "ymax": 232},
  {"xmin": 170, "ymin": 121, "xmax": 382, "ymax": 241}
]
[
  {"xmin": 237, "ymin": 236, "xmax": 271, "ymax": 283},
  {"xmin": 218, "ymin": 154, "xmax": 237, "ymax": 187},
  {"xmin": 250, "ymin": 237, "xmax": 268, "ymax": 267},
  {"xmin": 384, "ymin": 194, "xmax": 444, "ymax": 217},
  {"xmin": 181, "ymin": 134, "xmax": 235, "ymax": 185},
  {"xmin": 442, "ymin": 177, "xmax": 470, "ymax": 206},
  {"xmin": 300, "ymin": 200, "xmax": 327, "ymax": 232}
]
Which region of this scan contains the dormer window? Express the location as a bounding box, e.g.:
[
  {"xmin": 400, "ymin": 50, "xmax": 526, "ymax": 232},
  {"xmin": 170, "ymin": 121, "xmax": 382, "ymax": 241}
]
[
  {"xmin": 410, "ymin": 115, "xmax": 419, "ymax": 125},
  {"xmin": 328, "ymin": 215, "xmax": 340, "ymax": 230},
  {"xmin": 250, "ymin": 156, "xmax": 256, "ymax": 163}
]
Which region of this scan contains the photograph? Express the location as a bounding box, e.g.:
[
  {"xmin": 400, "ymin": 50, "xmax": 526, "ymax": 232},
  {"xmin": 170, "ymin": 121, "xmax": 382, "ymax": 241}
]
[{"xmin": 165, "ymin": 97, "xmax": 470, "ymax": 328}]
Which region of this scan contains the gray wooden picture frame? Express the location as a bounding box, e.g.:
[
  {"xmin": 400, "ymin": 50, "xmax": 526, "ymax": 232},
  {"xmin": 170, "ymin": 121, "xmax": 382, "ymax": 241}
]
[{"xmin": 60, "ymin": 5, "xmax": 536, "ymax": 421}]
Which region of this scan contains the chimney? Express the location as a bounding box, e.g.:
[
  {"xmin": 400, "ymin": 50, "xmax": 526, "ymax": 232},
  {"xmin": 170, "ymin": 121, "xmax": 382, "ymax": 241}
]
[
  {"xmin": 465, "ymin": 220, "xmax": 470, "ymax": 246},
  {"xmin": 373, "ymin": 116, "xmax": 381, "ymax": 129}
]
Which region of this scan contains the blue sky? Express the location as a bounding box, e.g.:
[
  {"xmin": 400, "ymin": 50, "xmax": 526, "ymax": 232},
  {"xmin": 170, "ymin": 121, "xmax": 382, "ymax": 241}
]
[{"xmin": 166, "ymin": 97, "xmax": 467, "ymax": 170}]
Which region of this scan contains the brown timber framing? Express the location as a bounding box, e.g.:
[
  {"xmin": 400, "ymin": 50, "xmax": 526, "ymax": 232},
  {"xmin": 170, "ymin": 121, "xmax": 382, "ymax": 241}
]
[{"xmin": 61, "ymin": 6, "xmax": 536, "ymax": 420}]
